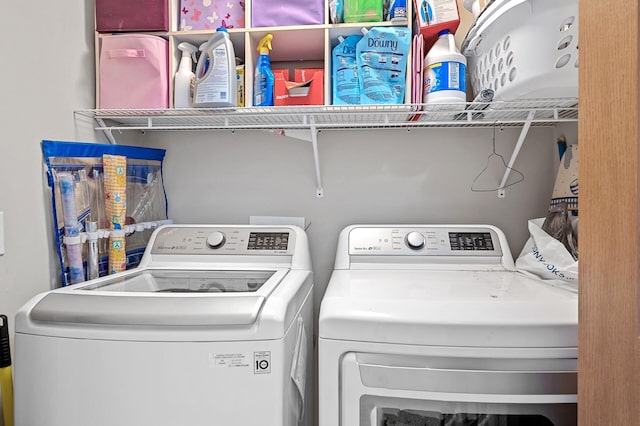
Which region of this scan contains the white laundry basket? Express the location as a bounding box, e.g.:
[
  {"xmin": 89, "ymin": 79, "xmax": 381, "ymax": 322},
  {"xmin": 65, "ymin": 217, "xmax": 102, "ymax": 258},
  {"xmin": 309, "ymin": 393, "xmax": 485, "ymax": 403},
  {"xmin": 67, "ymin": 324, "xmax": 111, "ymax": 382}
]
[{"xmin": 461, "ymin": 0, "xmax": 579, "ymax": 101}]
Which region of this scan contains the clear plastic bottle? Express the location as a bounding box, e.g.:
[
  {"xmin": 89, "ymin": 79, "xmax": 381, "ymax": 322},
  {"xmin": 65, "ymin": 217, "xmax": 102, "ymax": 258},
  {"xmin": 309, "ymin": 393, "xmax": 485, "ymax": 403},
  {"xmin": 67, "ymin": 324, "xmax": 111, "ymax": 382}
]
[
  {"xmin": 423, "ymin": 30, "xmax": 467, "ymax": 105},
  {"xmin": 174, "ymin": 42, "xmax": 197, "ymax": 108},
  {"xmin": 193, "ymin": 28, "xmax": 237, "ymax": 107}
]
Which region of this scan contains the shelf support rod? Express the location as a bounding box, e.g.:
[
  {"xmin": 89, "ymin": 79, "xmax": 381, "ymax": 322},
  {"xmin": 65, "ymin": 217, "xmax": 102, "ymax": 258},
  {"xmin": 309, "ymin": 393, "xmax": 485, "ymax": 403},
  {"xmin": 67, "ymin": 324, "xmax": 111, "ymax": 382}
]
[
  {"xmin": 497, "ymin": 109, "xmax": 536, "ymax": 198},
  {"xmin": 309, "ymin": 116, "xmax": 324, "ymax": 197},
  {"xmin": 96, "ymin": 118, "xmax": 117, "ymax": 144}
]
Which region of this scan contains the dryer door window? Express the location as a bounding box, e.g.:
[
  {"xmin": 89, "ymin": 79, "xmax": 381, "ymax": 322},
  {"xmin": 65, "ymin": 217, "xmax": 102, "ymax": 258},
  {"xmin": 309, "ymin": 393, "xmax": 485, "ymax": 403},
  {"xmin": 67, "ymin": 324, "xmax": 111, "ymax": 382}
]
[
  {"xmin": 341, "ymin": 352, "xmax": 577, "ymax": 426},
  {"xmin": 372, "ymin": 404, "xmax": 573, "ymax": 425}
]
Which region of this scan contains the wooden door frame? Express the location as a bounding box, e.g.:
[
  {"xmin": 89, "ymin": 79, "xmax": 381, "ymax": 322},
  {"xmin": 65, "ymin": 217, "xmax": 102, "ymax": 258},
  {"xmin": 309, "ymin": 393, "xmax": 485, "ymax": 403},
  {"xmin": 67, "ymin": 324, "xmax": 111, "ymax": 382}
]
[{"xmin": 579, "ymin": 0, "xmax": 640, "ymax": 423}]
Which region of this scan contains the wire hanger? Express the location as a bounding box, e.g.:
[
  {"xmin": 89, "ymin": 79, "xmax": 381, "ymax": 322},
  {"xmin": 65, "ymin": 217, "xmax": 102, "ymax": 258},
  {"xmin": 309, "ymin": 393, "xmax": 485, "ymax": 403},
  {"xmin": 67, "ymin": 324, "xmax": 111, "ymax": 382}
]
[{"xmin": 471, "ymin": 122, "xmax": 525, "ymax": 192}]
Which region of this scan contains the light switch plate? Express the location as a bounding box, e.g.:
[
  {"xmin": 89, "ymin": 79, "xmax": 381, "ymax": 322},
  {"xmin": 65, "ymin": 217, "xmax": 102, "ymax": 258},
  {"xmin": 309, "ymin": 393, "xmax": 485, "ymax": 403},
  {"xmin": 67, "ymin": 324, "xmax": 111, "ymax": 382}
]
[{"xmin": 0, "ymin": 212, "xmax": 4, "ymax": 255}]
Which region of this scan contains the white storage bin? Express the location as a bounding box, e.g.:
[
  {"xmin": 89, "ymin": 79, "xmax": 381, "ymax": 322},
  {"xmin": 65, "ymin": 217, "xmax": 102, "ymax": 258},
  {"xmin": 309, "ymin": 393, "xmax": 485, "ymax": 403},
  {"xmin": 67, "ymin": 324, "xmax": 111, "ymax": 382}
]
[{"xmin": 461, "ymin": 0, "xmax": 578, "ymax": 101}]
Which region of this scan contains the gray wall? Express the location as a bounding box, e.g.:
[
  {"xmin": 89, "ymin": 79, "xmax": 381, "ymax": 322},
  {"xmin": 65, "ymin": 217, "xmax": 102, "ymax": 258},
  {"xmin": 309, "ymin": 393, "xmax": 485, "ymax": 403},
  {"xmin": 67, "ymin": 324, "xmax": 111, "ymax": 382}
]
[
  {"xmin": 0, "ymin": 2, "xmax": 102, "ymax": 422},
  {"xmin": 0, "ymin": 4, "xmax": 100, "ymax": 328},
  {"xmin": 139, "ymin": 124, "xmax": 571, "ymax": 314}
]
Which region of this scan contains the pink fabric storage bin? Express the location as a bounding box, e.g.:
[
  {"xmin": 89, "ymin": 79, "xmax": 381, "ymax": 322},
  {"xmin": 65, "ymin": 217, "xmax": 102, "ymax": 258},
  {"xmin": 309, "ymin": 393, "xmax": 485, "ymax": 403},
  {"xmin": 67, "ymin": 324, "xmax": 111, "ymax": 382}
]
[
  {"xmin": 95, "ymin": 0, "xmax": 168, "ymax": 32},
  {"xmin": 179, "ymin": 0, "xmax": 246, "ymax": 30},
  {"xmin": 99, "ymin": 35, "xmax": 169, "ymax": 109},
  {"xmin": 251, "ymin": 0, "xmax": 324, "ymax": 27}
]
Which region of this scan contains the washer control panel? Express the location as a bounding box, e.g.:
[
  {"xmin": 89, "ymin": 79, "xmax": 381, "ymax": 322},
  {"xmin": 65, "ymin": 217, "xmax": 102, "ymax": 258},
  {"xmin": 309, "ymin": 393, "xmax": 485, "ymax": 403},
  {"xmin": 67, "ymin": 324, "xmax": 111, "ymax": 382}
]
[
  {"xmin": 151, "ymin": 227, "xmax": 295, "ymax": 255},
  {"xmin": 348, "ymin": 226, "xmax": 502, "ymax": 257}
]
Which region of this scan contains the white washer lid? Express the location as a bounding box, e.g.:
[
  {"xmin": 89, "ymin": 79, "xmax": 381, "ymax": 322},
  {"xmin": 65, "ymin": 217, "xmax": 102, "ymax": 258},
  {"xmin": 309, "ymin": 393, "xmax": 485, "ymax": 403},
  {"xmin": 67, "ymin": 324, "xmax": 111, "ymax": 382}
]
[
  {"xmin": 26, "ymin": 268, "xmax": 288, "ymax": 327},
  {"xmin": 319, "ymin": 269, "xmax": 577, "ymax": 348},
  {"xmin": 17, "ymin": 268, "xmax": 313, "ymax": 342}
]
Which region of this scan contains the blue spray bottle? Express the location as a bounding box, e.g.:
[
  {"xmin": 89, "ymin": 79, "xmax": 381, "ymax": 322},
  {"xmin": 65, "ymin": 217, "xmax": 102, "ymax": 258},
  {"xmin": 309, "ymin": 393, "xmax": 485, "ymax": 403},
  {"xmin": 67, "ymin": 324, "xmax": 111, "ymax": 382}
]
[{"xmin": 254, "ymin": 34, "xmax": 274, "ymax": 106}]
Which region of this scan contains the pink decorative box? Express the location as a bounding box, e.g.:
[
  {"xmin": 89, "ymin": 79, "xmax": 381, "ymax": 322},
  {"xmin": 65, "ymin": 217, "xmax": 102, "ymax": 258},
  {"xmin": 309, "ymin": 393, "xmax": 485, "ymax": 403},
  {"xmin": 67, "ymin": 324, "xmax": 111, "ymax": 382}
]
[
  {"xmin": 99, "ymin": 35, "xmax": 169, "ymax": 109},
  {"xmin": 96, "ymin": 0, "xmax": 168, "ymax": 32},
  {"xmin": 179, "ymin": 0, "xmax": 246, "ymax": 30}
]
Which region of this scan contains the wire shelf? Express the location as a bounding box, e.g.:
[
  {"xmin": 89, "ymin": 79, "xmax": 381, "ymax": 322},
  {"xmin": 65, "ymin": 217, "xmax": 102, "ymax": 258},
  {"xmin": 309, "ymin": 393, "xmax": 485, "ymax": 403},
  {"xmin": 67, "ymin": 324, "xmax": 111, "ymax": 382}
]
[
  {"xmin": 76, "ymin": 98, "xmax": 578, "ymax": 132},
  {"xmin": 75, "ymin": 98, "xmax": 578, "ymax": 199}
]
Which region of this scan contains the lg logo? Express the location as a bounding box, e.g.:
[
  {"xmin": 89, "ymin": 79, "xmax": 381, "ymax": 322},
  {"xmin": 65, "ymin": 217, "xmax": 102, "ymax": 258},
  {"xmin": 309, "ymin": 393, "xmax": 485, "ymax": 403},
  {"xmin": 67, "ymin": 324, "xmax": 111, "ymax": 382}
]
[{"xmin": 254, "ymin": 351, "xmax": 271, "ymax": 374}]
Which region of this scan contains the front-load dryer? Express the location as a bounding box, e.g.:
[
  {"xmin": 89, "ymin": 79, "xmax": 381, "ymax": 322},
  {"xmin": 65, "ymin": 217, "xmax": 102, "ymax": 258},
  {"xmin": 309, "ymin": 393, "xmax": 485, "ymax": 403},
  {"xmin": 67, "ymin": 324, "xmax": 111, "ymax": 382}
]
[
  {"xmin": 15, "ymin": 225, "xmax": 313, "ymax": 426},
  {"xmin": 319, "ymin": 224, "xmax": 578, "ymax": 426}
]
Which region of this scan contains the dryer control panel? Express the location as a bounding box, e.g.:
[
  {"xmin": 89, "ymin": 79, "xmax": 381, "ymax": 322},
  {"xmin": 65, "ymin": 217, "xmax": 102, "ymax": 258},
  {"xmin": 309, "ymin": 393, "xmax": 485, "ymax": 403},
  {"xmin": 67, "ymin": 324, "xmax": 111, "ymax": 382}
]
[
  {"xmin": 150, "ymin": 226, "xmax": 296, "ymax": 255},
  {"xmin": 348, "ymin": 226, "xmax": 503, "ymax": 257}
]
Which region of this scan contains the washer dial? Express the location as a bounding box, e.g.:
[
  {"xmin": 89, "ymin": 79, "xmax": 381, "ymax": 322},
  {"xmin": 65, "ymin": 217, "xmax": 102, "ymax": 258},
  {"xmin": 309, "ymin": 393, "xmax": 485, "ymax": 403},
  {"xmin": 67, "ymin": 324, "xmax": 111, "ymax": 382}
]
[
  {"xmin": 405, "ymin": 232, "xmax": 425, "ymax": 250},
  {"xmin": 206, "ymin": 231, "xmax": 226, "ymax": 249}
]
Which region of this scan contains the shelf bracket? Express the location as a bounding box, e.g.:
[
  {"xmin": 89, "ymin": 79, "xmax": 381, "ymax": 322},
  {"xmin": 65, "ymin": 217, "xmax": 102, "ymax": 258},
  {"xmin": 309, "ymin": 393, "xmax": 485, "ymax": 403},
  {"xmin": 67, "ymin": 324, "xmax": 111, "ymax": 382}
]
[
  {"xmin": 309, "ymin": 116, "xmax": 324, "ymax": 197},
  {"xmin": 96, "ymin": 118, "xmax": 117, "ymax": 144},
  {"xmin": 273, "ymin": 118, "xmax": 324, "ymax": 197},
  {"xmin": 497, "ymin": 110, "xmax": 535, "ymax": 198}
]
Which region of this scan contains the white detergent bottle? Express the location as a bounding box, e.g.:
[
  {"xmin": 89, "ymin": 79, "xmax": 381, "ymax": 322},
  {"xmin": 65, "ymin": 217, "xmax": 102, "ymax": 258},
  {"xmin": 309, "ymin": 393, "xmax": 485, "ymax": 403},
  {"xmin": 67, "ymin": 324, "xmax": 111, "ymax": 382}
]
[
  {"xmin": 174, "ymin": 42, "xmax": 198, "ymax": 108},
  {"xmin": 423, "ymin": 30, "xmax": 467, "ymax": 105},
  {"xmin": 194, "ymin": 28, "xmax": 237, "ymax": 107}
]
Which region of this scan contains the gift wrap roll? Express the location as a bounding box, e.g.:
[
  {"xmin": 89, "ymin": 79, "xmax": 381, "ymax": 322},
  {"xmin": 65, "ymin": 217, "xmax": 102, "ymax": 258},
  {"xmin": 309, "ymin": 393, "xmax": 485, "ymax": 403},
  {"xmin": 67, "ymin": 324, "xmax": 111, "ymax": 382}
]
[
  {"xmin": 103, "ymin": 154, "xmax": 127, "ymax": 274},
  {"xmin": 108, "ymin": 230, "xmax": 127, "ymax": 275}
]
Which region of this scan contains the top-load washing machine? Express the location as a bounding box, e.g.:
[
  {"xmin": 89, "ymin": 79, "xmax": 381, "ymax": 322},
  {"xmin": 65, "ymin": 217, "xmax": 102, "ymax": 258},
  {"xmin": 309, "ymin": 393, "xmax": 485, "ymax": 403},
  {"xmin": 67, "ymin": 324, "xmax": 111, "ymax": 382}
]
[
  {"xmin": 319, "ymin": 224, "xmax": 578, "ymax": 426},
  {"xmin": 15, "ymin": 225, "xmax": 313, "ymax": 426}
]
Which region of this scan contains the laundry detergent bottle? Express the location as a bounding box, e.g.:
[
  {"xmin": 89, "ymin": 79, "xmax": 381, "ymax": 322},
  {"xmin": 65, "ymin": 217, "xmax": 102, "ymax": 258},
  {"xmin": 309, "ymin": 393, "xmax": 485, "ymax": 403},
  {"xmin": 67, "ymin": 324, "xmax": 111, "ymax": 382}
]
[
  {"xmin": 193, "ymin": 28, "xmax": 237, "ymax": 107},
  {"xmin": 254, "ymin": 34, "xmax": 274, "ymax": 107},
  {"xmin": 174, "ymin": 42, "xmax": 198, "ymax": 108},
  {"xmin": 423, "ymin": 30, "xmax": 467, "ymax": 105}
]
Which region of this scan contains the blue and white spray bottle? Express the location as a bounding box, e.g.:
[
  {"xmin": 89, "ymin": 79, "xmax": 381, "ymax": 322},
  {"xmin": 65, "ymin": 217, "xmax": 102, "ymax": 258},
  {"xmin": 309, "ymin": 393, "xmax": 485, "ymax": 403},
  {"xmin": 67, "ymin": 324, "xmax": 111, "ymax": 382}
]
[{"xmin": 254, "ymin": 34, "xmax": 274, "ymax": 106}]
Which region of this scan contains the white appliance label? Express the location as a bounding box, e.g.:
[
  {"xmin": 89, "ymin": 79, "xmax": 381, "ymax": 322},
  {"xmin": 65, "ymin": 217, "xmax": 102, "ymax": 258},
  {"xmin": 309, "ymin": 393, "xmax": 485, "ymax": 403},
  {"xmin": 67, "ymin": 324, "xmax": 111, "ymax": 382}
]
[
  {"xmin": 209, "ymin": 353, "xmax": 249, "ymax": 368},
  {"xmin": 254, "ymin": 351, "xmax": 271, "ymax": 374}
]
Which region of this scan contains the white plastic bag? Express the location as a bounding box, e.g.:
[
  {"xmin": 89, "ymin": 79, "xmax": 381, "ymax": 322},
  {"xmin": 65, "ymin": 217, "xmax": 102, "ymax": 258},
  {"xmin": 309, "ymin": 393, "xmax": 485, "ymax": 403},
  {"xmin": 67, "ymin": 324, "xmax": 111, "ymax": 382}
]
[{"xmin": 515, "ymin": 218, "xmax": 578, "ymax": 292}]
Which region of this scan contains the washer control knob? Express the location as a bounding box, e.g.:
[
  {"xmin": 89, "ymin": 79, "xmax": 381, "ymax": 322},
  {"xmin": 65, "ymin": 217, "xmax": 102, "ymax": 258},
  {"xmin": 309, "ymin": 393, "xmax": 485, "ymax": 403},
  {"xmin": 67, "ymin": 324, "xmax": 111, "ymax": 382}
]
[
  {"xmin": 405, "ymin": 232, "xmax": 425, "ymax": 250},
  {"xmin": 206, "ymin": 231, "xmax": 226, "ymax": 249}
]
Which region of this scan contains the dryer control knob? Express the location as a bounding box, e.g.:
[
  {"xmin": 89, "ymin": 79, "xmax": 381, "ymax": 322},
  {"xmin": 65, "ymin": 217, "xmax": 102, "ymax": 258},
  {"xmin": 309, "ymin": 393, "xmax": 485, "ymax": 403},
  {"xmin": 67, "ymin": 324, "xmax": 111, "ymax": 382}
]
[
  {"xmin": 206, "ymin": 231, "xmax": 226, "ymax": 249},
  {"xmin": 405, "ymin": 232, "xmax": 425, "ymax": 250}
]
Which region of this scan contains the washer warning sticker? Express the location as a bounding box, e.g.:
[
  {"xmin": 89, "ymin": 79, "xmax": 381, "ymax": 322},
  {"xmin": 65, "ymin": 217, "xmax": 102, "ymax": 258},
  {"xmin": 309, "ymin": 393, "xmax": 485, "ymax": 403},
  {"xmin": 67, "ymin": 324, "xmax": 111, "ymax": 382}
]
[
  {"xmin": 209, "ymin": 353, "xmax": 249, "ymax": 368},
  {"xmin": 254, "ymin": 351, "xmax": 271, "ymax": 374}
]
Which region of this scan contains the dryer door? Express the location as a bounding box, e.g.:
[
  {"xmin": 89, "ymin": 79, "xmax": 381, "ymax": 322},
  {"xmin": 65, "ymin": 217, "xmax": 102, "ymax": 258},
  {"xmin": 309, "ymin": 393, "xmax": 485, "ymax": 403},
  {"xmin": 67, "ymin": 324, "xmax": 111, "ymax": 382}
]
[{"xmin": 341, "ymin": 352, "xmax": 577, "ymax": 426}]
